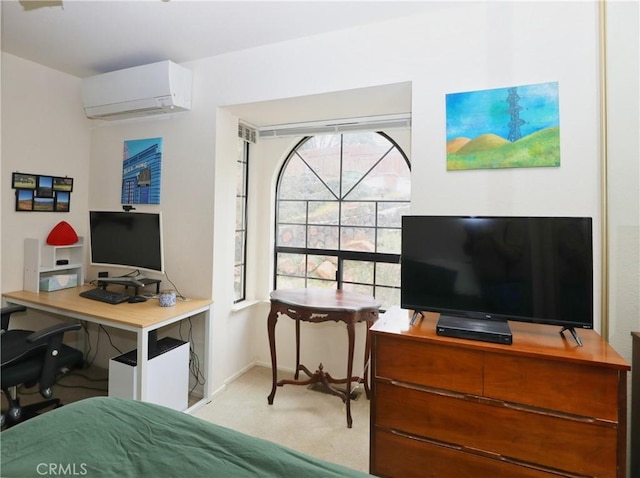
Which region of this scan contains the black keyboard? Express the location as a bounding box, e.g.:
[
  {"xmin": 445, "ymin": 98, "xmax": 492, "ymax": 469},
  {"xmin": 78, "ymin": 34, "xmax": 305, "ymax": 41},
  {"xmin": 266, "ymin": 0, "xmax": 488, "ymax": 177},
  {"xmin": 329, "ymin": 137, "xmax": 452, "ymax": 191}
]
[{"xmin": 80, "ymin": 288, "xmax": 130, "ymax": 305}]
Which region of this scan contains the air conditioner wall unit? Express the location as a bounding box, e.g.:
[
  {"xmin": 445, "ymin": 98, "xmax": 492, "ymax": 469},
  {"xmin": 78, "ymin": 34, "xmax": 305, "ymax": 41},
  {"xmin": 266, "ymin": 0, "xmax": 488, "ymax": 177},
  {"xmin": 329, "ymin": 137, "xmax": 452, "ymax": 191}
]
[{"xmin": 82, "ymin": 60, "xmax": 192, "ymax": 120}]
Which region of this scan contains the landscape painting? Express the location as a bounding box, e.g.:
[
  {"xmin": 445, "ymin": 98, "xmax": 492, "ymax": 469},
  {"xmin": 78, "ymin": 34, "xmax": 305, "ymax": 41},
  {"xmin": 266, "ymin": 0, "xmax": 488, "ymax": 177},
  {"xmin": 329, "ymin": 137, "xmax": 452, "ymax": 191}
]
[
  {"xmin": 15, "ymin": 189, "xmax": 34, "ymax": 211},
  {"xmin": 446, "ymin": 82, "xmax": 560, "ymax": 171},
  {"xmin": 55, "ymin": 191, "xmax": 70, "ymax": 212}
]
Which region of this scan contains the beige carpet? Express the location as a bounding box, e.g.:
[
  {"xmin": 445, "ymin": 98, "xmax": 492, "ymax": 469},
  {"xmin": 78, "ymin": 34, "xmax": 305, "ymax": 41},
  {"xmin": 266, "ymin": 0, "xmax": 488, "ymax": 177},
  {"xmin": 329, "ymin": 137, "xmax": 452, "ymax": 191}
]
[{"xmin": 194, "ymin": 366, "xmax": 370, "ymax": 474}]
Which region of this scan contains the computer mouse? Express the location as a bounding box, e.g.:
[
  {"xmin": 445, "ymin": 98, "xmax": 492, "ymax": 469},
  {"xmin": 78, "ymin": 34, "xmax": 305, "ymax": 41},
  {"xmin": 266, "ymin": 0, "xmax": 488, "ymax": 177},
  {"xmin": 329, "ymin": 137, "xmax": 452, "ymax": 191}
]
[{"xmin": 128, "ymin": 296, "xmax": 147, "ymax": 303}]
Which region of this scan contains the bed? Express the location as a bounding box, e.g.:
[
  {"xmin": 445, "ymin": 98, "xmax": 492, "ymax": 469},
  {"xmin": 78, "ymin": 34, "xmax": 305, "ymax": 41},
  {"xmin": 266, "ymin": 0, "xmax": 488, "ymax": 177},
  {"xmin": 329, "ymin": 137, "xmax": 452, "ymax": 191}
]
[{"xmin": 1, "ymin": 397, "xmax": 371, "ymax": 477}]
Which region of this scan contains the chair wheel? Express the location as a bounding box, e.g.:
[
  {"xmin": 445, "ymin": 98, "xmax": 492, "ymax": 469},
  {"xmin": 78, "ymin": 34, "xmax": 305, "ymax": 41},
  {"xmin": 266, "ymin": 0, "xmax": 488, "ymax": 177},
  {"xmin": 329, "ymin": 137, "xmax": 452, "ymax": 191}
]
[{"xmin": 8, "ymin": 406, "xmax": 21, "ymax": 422}]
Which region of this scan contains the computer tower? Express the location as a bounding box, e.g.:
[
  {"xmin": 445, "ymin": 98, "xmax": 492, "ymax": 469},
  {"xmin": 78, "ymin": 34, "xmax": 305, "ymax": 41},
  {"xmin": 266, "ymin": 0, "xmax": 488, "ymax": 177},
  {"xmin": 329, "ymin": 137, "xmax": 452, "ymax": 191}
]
[{"xmin": 108, "ymin": 337, "xmax": 189, "ymax": 411}]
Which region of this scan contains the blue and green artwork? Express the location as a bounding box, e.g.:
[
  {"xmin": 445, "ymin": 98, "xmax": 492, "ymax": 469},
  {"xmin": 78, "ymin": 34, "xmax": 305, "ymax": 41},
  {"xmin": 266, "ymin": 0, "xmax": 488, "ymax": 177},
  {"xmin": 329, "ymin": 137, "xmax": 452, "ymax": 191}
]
[
  {"xmin": 446, "ymin": 82, "xmax": 560, "ymax": 171},
  {"xmin": 122, "ymin": 137, "xmax": 163, "ymax": 204}
]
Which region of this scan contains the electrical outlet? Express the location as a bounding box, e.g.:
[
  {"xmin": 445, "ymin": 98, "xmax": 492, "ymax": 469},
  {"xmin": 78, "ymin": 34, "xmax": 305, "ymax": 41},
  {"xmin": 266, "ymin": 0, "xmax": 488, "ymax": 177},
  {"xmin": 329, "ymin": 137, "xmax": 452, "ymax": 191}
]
[{"xmin": 98, "ymin": 271, "xmax": 109, "ymax": 278}]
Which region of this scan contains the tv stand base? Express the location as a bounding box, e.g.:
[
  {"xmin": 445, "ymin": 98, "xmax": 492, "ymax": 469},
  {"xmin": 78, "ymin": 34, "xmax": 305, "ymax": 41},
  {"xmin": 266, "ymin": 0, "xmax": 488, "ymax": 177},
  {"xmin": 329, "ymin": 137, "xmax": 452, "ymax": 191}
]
[
  {"xmin": 559, "ymin": 326, "xmax": 584, "ymax": 347},
  {"xmin": 409, "ymin": 310, "xmax": 424, "ymax": 326}
]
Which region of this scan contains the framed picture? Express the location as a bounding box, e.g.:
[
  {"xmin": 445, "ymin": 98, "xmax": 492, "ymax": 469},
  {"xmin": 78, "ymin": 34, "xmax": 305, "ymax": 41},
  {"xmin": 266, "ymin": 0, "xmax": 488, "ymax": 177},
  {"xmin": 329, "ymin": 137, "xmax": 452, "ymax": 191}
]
[
  {"xmin": 446, "ymin": 81, "xmax": 560, "ymax": 170},
  {"xmin": 15, "ymin": 189, "xmax": 34, "ymax": 211},
  {"xmin": 34, "ymin": 196, "xmax": 55, "ymax": 212},
  {"xmin": 55, "ymin": 191, "xmax": 70, "ymax": 212},
  {"xmin": 122, "ymin": 137, "xmax": 163, "ymax": 205},
  {"xmin": 12, "ymin": 172, "xmax": 74, "ymax": 212},
  {"xmin": 37, "ymin": 176, "xmax": 54, "ymax": 198},
  {"xmin": 12, "ymin": 172, "xmax": 37, "ymax": 190},
  {"xmin": 53, "ymin": 177, "xmax": 74, "ymax": 192}
]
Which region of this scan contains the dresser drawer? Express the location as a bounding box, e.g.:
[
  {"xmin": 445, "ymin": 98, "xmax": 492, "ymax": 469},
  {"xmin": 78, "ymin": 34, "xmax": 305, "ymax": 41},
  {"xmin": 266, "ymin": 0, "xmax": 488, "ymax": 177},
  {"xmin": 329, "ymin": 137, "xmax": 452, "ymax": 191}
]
[
  {"xmin": 375, "ymin": 380, "xmax": 618, "ymax": 477},
  {"xmin": 374, "ymin": 334, "xmax": 483, "ymax": 395},
  {"xmin": 372, "ymin": 428, "xmax": 563, "ymax": 478},
  {"xmin": 484, "ymin": 353, "xmax": 621, "ymax": 421}
]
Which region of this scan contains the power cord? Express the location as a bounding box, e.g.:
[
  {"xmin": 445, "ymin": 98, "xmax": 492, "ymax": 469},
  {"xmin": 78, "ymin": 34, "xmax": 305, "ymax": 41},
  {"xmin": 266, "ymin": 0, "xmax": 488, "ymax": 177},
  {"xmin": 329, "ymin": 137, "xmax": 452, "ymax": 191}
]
[
  {"xmin": 82, "ymin": 321, "xmax": 124, "ymax": 367},
  {"xmin": 179, "ymin": 317, "xmax": 206, "ymax": 394},
  {"xmin": 164, "ymin": 269, "xmax": 187, "ymax": 300},
  {"xmin": 164, "ymin": 269, "xmax": 206, "ymax": 393}
]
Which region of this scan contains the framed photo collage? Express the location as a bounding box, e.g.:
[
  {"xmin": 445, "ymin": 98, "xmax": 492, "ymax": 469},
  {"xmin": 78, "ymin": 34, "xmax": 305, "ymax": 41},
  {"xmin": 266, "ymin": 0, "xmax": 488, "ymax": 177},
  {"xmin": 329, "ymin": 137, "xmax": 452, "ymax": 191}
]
[{"xmin": 12, "ymin": 173, "xmax": 73, "ymax": 212}]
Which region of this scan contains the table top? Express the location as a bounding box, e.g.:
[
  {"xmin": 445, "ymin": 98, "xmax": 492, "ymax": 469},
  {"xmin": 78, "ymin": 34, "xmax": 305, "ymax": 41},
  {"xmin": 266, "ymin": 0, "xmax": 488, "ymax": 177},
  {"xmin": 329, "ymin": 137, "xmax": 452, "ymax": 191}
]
[
  {"xmin": 372, "ymin": 306, "xmax": 630, "ymax": 370},
  {"xmin": 3, "ymin": 285, "xmax": 212, "ymax": 330},
  {"xmin": 270, "ymin": 288, "xmax": 381, "ymax": 313}
]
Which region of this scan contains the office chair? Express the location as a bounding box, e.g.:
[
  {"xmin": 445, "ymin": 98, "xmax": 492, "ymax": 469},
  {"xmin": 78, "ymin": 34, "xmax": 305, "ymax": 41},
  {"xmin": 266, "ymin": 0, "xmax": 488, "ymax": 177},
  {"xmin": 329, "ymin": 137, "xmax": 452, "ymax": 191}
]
[{"xmin": 1, "ymin": 305, "xmax": 84, "ymax": 428}]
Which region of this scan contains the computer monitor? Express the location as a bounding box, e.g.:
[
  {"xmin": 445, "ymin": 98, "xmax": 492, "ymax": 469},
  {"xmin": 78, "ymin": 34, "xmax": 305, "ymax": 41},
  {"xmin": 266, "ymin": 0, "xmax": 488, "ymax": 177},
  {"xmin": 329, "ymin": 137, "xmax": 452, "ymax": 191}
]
[{"xmin": 89, "ymin": 211, "xmax": 164, "ymax": 274}]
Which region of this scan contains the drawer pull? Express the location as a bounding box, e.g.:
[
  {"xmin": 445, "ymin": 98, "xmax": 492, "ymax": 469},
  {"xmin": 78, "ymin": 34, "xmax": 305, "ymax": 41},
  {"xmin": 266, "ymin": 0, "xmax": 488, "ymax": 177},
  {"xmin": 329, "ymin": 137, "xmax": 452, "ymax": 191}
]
[
  {"xmin": 502, "ymin": 401, "xmax": 599, "ymax": 424},
  {"xmin": 388, "ymin": 379, "xmax": 468, "ymax": 400},
  {"xmin": 389, "ymin": 428, "xmax": 463, "ymax": 451}
]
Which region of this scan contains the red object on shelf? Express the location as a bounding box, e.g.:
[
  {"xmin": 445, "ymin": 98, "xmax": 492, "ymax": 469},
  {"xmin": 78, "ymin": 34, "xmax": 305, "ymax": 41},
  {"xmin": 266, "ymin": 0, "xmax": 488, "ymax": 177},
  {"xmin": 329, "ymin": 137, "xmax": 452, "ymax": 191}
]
[{"xmin": 46, "ymin": 221, "xmax": 79, "ymax": 245}]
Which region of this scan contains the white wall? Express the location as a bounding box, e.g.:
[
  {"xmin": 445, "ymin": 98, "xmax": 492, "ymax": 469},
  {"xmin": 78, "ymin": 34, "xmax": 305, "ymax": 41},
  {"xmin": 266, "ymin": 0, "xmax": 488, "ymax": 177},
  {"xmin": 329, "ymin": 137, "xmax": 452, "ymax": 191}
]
[
  {"xmin": 1, "ymin": 2, "xmax": 637, "ymax": 402},
  {"xmin": 606, "ymin": 0, "xmax": 640, "ymax": 361},
  {"xmin": 201, "ymin": 1, "xmax": 609, "ymax": 390},
  {"xmin": 86, "ymin": 116, "xmax": 216, "ymax": 298},
  {"xmin": 1, "ymin": 54, "xmax": 91, "ymax": 292},
  {"xmin": 1, "ymin": 53, "xmax": 91, "ymax": 333},
  {"xmin": 84, "ymin": 81, "xmax": 217, "ymax": 378},
  {"xmin": 605, "ymin": 2, "xmax": 640, "ymax": 469},
  {"xmin": 1, "ymin": 8, "xmax": 3, "ymax": 295}
]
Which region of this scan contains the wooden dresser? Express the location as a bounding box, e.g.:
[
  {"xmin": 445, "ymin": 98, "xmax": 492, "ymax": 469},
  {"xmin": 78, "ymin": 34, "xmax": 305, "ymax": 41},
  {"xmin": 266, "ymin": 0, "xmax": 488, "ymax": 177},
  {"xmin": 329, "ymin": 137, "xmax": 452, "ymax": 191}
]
[{"xmin": 369, "ymin": 308, "xmax": 630, "ymax": 478}]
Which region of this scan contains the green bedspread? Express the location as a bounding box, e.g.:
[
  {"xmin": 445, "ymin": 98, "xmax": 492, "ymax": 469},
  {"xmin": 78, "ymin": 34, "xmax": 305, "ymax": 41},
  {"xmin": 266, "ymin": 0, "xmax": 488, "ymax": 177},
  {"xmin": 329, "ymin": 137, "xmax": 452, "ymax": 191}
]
[{"xmin": 1, "ymin": 397, "xmax": 370, "ymax": 477}]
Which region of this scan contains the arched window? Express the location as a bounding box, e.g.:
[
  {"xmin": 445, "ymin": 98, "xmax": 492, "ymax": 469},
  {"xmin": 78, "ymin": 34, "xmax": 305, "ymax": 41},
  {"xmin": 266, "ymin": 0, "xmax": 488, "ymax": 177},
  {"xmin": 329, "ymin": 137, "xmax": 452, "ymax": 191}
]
[{"xmin": 274, "ymin": 131, "xmax": 410, "ymax": 309}]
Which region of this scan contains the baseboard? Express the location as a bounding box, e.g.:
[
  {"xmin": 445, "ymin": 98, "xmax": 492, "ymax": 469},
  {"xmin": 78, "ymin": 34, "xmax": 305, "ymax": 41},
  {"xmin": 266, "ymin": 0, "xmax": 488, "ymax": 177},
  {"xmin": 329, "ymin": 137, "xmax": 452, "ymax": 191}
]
[{"xmin": 254, "ymin": 360, "xmax": 296, "ymax": 375}]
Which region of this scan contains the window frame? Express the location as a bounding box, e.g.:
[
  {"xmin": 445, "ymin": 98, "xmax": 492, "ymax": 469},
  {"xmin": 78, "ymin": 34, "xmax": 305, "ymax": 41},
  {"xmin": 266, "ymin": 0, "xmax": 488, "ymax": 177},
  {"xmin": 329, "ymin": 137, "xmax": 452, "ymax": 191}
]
[
  {"xmin": 234, "ymin": 139, "xmax": 249, "ymax": 303},
  {"xmin": 273, "ymin": 131, "xmax": 410, "ymax": 307}
]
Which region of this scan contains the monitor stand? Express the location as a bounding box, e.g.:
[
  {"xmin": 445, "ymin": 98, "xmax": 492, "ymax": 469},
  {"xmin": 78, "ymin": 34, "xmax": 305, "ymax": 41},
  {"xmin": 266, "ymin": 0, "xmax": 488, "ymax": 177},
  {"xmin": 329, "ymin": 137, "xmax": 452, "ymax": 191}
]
[
  {"xmin": 559, "ymin": 326, "xmax": 583, "ymax": 347},
  {"xmin": 97, "ymin": 277, "xmax": 161, "ymax": 295}
]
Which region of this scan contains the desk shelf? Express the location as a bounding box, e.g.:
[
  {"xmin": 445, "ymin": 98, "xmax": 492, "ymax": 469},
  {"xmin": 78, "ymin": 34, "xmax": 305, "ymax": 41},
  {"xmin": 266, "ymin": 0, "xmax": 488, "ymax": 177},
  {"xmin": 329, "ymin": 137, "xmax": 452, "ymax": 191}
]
[{"xmin": 24, "ymin": 237, "xmax": 84, "ymax": 293}]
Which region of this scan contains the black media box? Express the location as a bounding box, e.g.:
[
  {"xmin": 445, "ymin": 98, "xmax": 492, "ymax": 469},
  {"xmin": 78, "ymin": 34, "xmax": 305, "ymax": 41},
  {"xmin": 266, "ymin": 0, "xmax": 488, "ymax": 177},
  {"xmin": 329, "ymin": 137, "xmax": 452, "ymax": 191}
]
[{"xmin": 436, "ymin": 315, "xmax": 513, "ymax": 345}]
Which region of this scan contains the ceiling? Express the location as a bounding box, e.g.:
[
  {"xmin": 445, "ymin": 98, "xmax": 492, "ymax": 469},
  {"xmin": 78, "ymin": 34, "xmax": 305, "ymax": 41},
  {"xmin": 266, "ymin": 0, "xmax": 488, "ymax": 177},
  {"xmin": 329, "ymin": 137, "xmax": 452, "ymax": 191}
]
[
  {"xmin": 1, "ymin": 0, "xmax": 437, "ymax": 79},
  {"xmin": 1, "ymin": 0, "xmax": 436, "ymax": 127}
]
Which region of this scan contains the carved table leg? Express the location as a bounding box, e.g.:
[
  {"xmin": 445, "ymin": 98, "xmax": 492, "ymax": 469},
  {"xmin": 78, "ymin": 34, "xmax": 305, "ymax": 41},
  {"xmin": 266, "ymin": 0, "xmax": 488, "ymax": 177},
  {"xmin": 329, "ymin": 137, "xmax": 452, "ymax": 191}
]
[
  {"xmin": 363, "ymin": 320, "xmax": 372, "ymax": 399},
  {"xmin": 294, "ymin": 317, "xmax": 301, "ymax": 380},
  {"xmin": 267, "ymin": 307, "xmax": 279, "ymax": 405},
  {"xmin": 345, "ymin": 321, "xmax": 356, "ymax": 428}
]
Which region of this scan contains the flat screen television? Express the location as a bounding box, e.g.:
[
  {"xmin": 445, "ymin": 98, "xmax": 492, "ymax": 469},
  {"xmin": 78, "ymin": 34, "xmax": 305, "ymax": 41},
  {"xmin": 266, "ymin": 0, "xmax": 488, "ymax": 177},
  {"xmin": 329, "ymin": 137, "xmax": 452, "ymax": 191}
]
[
  {"xmin": 89, "ymin": 211, "xmax": 164, "ymax": 274},
  {"xmin": 401, "ymin": 216, "xmax": 593, "ymax": 343}
]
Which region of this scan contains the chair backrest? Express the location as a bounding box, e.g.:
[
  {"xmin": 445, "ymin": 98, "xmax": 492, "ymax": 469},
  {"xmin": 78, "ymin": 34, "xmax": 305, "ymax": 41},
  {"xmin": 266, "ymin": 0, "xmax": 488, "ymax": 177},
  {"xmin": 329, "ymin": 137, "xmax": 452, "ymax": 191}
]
[
  {"xmin": 1, "ymin": 330, "xmax": 47, "ymax": 367},
  {"xmin": 1, "ymin": 321, "xmax": 83, "ymax": 392},
  {"xmin": 1, "ymin": 305, "xmax": 27, "ymax": 333}
]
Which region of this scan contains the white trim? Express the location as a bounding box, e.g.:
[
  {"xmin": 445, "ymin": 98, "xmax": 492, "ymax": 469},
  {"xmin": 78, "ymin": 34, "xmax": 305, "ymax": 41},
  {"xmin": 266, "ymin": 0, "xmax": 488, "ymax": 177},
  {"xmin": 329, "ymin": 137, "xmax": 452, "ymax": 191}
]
[
  {"xmin": 230, "ymin": 299, "xmax": 262, "ymax": 313},
  {"xmin": 258, "ymin": 113, "xmax": 411, "ymax": 138}
]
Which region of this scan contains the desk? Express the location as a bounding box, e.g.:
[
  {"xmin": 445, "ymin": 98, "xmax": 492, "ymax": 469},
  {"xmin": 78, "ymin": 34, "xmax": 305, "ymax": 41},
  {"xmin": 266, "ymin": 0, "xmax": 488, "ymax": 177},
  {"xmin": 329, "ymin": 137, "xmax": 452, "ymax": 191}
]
[
  {"xmin": 3, "ymin": 285, "xmax": 213, "ymax": 413},
  {"xmin": 267, "ymin": 288, "xmax": 380, "ymax": 428}
]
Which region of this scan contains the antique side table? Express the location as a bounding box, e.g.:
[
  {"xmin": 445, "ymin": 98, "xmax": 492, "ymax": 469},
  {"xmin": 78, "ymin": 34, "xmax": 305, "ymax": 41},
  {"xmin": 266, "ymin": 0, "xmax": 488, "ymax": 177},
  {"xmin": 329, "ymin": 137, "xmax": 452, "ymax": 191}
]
[{"xmin": 266, "ymin": 288, "xmax": 381, "ymax": 428}]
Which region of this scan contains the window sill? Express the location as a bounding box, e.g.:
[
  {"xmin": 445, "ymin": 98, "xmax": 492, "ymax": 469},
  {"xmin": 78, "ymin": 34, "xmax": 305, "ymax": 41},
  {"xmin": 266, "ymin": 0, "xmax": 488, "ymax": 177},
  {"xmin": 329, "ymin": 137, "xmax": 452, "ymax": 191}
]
[{"xmin": 230, "ymin": 299, "xmax": 265, "ymax": 313}]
